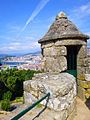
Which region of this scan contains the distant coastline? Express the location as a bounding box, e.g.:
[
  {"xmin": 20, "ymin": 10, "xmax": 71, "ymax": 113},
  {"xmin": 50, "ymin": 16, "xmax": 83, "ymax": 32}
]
[{"xmin": 1, "ymin": 61, "xmax": 27, "ymax": 65}]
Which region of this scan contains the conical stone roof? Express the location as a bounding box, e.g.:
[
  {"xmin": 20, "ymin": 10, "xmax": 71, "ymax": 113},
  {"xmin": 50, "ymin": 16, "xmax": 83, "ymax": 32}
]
[{"xmin": 38, "ymin": 12, "xmax": 89, "ymax": 43}]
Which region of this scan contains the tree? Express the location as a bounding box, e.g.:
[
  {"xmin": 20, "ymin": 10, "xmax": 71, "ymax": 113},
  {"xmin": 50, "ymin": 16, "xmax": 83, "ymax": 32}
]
[{"xmin": 0, "ymin": 69, "xmax": 41, "ymax": 100}]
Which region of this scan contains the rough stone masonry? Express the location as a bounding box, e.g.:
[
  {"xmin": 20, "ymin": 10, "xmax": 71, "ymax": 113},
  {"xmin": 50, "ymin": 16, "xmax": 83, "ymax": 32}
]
[
  {"xmin": 38, "ymin": 11, "xmax": 90, "ymax": 101},
  {"xmin": 24, "ymin": 12, "xmax": 90, "ymax": 120},
  {"xmin": 24, "ymin": 73, "xmax": 76, "ymax": 120}
]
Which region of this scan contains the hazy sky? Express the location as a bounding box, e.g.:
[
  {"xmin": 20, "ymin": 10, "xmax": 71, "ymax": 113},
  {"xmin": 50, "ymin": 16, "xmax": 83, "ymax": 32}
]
[{"xmin": 0, "ymin": 0, "xmax": 90, "ymax": 55}]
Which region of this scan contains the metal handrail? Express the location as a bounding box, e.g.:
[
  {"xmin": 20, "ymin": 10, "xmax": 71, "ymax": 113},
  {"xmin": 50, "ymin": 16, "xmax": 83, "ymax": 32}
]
[{"xmin": 11, "ymin": 92, "xmax": 50, "ymax": 120}]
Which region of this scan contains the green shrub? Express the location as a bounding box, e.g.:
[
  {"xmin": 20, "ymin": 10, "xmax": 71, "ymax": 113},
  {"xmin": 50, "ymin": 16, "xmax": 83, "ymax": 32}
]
[
  {"xmin": 0, "ymin": 69, "xmax": 41, "ymax": 100},
  {"xmin": 3, "ymin": 91, "xmax": 12, "ymax": 100},
  {"xmin": 1, "ymin": 100, "xmax": 10, "ymax": 111},
  {"xmin": 0, "ymin": 81, "xmax": 7, "ymax": 100}
]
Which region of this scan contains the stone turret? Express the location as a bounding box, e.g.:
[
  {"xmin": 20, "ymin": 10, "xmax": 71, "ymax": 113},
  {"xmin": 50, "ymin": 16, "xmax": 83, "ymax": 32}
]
[
  {"xmin": 24, "ymin": 12, "xmax": 90, "ymax": 120},
  {"xmin": 38, "ymin": 12, "xmax": 90, "ymax": 100},
  {"xmin": 38, "ymin": 12, "xmax": 89, "ymax": 43},
  {"xmin": 38, "ymin": 12, "xmax": 89, "ymax": 73}
]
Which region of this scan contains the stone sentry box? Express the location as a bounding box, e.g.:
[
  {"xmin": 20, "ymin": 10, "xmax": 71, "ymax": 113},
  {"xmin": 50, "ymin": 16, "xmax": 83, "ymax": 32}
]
[
  {"xmin": 24, "ymin": 12, "xmax": 89, "ymax": 120},
  {"xmin": 38, "ymin": 12, "xmax": 90, "ymax": 100}
]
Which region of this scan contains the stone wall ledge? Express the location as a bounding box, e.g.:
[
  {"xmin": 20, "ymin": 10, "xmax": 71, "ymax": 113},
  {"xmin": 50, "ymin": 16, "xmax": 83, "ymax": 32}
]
[{"xmin": 24, "ymin": 73, "xmax": 77, "ymax": 112}]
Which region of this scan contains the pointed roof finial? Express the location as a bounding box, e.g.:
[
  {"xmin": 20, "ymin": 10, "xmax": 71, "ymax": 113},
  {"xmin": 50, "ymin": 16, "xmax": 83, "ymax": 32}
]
[{"xmin": 56, "ymin": 11, "xmax": 67, "ymax": 20}]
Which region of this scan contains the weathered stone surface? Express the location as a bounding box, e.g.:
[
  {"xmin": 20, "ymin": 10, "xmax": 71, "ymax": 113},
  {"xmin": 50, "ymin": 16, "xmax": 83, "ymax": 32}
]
[
  {"xmin": 77, "ymin": 66, "xmax": 86, "ymax": 75},
  {"xmin": 77, "ymin": 45, "xmax": 87, "ymax": 58},
  {"xmin": 86, "ymin": 88, "xmax": 90, "ymax": 94},
  {"xmin": 53, "ymin": 110, "xmax": 67, "ymax": 120},
  {"xmin": 43, "ymin": 46, "xmax": 67, "ymax": 57},
  {"xmin": 55, "ymin": 46, "xmax": 67, "ymax": 56},
  {"xmin": 55, "ymin": 39, "xmax": 86, "ymax": 46},
  {"xmin": 77, "ymin": 74, "xmax": 85, "ymax": 81},
  {"xmin": 85, "ymin": 92, "xmax": 90, "ymax": 99},
  {"xmin": 85, "ymin": 66, "xmax": 90, "ymax": 74},
  {"xmin": 67, "ymin": 99, "xmax": 76, "ymax": 115},
  {"xmin": 85, "ymin": 74, "xmax": 90, "ymax": 81},
  {"xmin": 77, "ymin": 58, "xmax": 88, "ymax": 67},
  {"xmin": 84, "ymin": 58, "xmax": 90, "ymax": 67},
  {"xmin": 42, "ymin": 56, "xmax": 67, "ymax": 72},
  {"xmin": 84, "ymin": 57, "xmax": 90, "ymax": 74},
  {"xmin": 23, "ymin": 11, "xmax": 90, "ymax": 120},
  {"xmin": 77, "ymin": 80, "xmax": 90, "ymax": 88},
  {"xmin": 77, "ymin": 74, "xmax": 90, "ymax": 100},
  {"xmin": 77, "ymin": 85, "xmax": 86, "ymax": 101},
  {"xmin": 43, "ymin": 46, "xmax": 56, "ymax": 57},
  {"xmin": 41, "ymin": 41, "xmax": 54, "ymax": 48},
  {"xmin": 24, "ymin": 91, "xmax": 37, "ymax": 104},
  {"xmin": 42, "ymin": 45, "xmax": 67, "ymax": 72},
  {"xmin": 24, "ymin": 73, "xmax": 76, "ymax": 112},
  {"xmin": 84, "ymin": 88, "xmax": 90, "ymax": 99},
  {"xmin": 38, "ymin": 12, "xmax": 89, "ymax": 43}
]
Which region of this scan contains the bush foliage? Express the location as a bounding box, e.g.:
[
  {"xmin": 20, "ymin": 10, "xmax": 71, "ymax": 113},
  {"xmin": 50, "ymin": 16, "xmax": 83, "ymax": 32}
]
[
  {"xmin": 3, "ymin": 91, "xmax": 12, "ymax": 100},
  {"xmin": 0, "ymin": 68, "xmax": 40, "ymax": 100},
  {"xmin": 1, "ymin": 100, "xmax": 10, "ymax": 111}
]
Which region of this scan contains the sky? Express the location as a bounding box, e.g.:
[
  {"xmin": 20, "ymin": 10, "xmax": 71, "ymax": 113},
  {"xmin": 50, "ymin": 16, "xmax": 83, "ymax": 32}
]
[{"xmin": 0, "ymin": 0, "xmax": 90, "ymax": 55}]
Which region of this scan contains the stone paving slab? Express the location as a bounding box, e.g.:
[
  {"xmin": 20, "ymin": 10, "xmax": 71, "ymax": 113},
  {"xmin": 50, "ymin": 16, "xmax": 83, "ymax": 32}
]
[{"xmin": 0, "ymin": 97, "xmax": 90, "ymax": 120}]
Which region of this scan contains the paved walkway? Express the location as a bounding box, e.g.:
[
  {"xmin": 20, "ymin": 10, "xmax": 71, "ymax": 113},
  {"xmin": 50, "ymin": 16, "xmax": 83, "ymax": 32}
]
[
  {"xmin": 74, "ymin": 97, "xmax": 90, "ymax": 120},
  {"xmin": 0, "ymin": 97, "xmax": 90, "ymax": 120}
]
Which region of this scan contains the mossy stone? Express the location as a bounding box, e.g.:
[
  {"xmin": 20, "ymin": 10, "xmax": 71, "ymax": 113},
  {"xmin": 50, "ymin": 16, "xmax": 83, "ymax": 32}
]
[{"xmin": 78, "ymin": 80, "xmax": 90, "ymax": 88}]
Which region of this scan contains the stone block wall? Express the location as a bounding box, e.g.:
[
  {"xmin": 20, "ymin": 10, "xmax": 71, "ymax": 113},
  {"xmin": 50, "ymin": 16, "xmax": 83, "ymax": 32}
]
[
  {"xmin": 41, "ymin": 39, "xmax": 87, "ymax": 74},
  {"xmin": 41, "ymin": 41, "xmax": 67, "ymax": 73},
  {"xmin": 77, "ymin": 46, "xmax": 90, "ymax": 100},
  {"xmin": 24, "ymin": 73, "xmax": 77, "ymax": 120},
  {"xmin": 77, "ymin": 74, "xmax": 90, "ymax": 100},
  {"xmin": 41, "ymin": 40, "xmax": 90, "ymax": 101},
  {"xmin": 86, "ymin": 56, "xmax": 90, "ymax": 73}
]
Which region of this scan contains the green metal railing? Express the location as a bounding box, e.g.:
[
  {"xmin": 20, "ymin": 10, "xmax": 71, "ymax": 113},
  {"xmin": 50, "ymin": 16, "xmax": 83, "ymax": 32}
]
[
  {"xmin": 67, "ymin": 70, "xmax": 77, "ymax": 77},
  {"xmin": 11, "ymin": 92, "xmax": 50, "ymax": 120}
]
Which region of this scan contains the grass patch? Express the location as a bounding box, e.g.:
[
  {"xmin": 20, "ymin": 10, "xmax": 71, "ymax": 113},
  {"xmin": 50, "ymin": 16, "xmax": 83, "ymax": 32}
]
[
  {"xmin": 11, "ymin": 97, "xmax": 23, "ymax": 103},
  {"xmin": 1, "ymin": 100, "xmax": 11, "ymax": 111}
]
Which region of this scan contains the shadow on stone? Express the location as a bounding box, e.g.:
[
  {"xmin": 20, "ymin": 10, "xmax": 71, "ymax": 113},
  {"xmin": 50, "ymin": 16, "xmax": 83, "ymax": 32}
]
[
  {"xmin": 32, "ymin": 94, "xmax": 50, "ymax": 120},
  {"xmin": 9, "ymin": 105, "xmax": 17, "ymax": 111},
  {"xmin": 9, "ymin": 104, "xmax": 21, "ymax": 112},
  {"xmin": 85, "ymin": 98, "xmax": 90, "ymax": 110}
]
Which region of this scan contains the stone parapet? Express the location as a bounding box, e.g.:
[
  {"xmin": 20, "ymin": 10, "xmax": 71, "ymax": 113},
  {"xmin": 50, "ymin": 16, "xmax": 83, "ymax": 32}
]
[
  {"xmin": 24, "ymin": 73, "xmax": 77, "ymax": 120},
  {"xmin": 77, "ymin": 74, "xmax": 90, "ymax": 100}
]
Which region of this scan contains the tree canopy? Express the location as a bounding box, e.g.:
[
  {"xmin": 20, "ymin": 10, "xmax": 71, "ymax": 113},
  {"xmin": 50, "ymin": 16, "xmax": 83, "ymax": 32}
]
[{"xmin": 0, "ymin": 68, "xmax": 41, "ymax": 100}]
